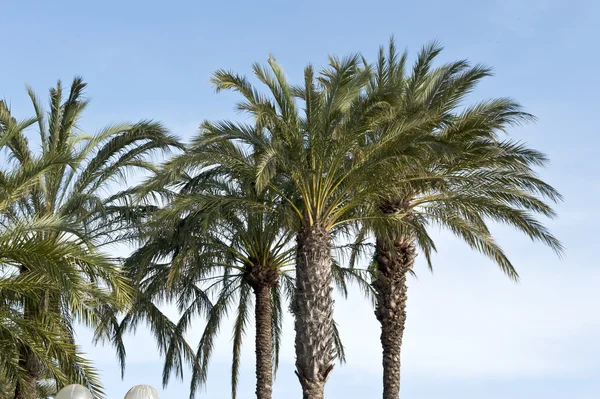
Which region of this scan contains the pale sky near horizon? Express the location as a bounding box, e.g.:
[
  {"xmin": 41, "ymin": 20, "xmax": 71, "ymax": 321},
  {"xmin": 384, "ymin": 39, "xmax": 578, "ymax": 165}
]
[{"xmin": 2, "ymin": 0, "xmax": 599, "ymax": 398}]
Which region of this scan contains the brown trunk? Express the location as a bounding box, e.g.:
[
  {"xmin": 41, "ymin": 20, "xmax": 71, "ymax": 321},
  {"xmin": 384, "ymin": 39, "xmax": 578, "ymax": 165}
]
[
  {"xmin": 294, "ymin": 225, "xmax": 335, "ymax": 399},
  {"xmin": 13, "ymin": 362, "xmax": 38, "ymax": 399},
  {"xmin": 14, "ymin": 266, "xmax": 42, "ymax": 399},
  {"xmin": 14, "ymin": 310, "xmax": 41, "ymax": 399},
  {"xmin": 253, "ymin": 283, "xmax": 273, "ymax": 399},
  {"xmin": 301, "ymin": 384, "xmax": 325, "ymax": 399},
  {"xmin": 374, "ymin": 235, "xmax": 415, "ymax": 399}
]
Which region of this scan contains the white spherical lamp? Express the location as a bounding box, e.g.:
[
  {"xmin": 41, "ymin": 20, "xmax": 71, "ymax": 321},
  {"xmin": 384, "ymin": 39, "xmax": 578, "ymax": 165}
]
[
  {"xmin": 124, "ymin": 384, "xmax": 160, "ymax": 399},
  {"xmin": 55, "ymin": 384, "xmax": 93, "ymax": 399}
]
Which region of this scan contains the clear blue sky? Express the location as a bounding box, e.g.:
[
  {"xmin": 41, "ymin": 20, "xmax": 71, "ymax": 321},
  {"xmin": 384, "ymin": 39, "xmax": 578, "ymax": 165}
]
[{"xmin": 2, "ymin": 0, "xmax": 599, "ymax": 398}]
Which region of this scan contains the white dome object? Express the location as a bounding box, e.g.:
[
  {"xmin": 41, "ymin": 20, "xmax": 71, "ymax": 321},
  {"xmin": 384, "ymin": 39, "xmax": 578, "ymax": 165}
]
[
  {"xmin": 124, "ymin": 385, "xmax": 160, "ymax": 399},
  {"xmin": 55, "ymin": 384, "xmax": 93, "ymax": 399}
]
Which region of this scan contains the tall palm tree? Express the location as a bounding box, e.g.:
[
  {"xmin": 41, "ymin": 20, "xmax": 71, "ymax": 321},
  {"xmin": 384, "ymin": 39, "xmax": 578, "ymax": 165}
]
[
  {"xmin": 0, "ymin": 100, "xmax": 105, "ymax": 398},
  {"xmin": 185, "ymin": 56, "xmax": 431, "ymax": 398},
  {"xmin": 125, "ymin": 160, "xmax": 294, "ymax": 399},
  {"xmin": 355, "ymin": 40, "xmax": 563, "ymax": 399},
  {"xmin": 0, "ymin": 78, "xmax": 181, "ymax": 399}
]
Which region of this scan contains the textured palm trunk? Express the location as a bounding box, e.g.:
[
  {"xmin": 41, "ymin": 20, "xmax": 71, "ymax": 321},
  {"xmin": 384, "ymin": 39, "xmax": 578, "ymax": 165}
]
[
  {"xmin": 13, "ymin": 361, "xmax": 38, "ymax": 399},
  {"xmin": 294, "ymin": 225, "xmax": 335, "ymax": 399},
  {"xmin": 373, "ymin": 235, "xmax": 415, "ymax": 399},
  {"xmin": 253, "ymin": 283, "xmax": 273, "ymax": 399},
  {"xmin": 14, "ymin": 269, "xmax": 41, "ymax": 399}
]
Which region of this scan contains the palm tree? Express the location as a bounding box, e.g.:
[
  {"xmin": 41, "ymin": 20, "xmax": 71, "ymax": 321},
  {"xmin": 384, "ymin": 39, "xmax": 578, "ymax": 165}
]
[
  {"xmin": 354, "ymin": 40, "xmax": 563, "ymax": 399},
  {"xmin": 0, "ymin": 78, "xmax": 181, "ymax": 398},
  {"xmin": 185, "ymin": 56, "xmax": 431, "ymax": 398},
  {"xmin": 0, "ymin": 100, "xmax": 105, "ymax": 398},
  {"xmin": 124, "ymin": 159, "xmax": 294, "ymax": 399}
]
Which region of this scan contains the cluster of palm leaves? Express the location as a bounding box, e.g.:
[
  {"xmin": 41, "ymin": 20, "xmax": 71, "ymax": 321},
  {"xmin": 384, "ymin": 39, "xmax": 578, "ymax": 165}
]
[{"xmin": 0, "ymin": 39, "xmax": 561, "ymax": 399}]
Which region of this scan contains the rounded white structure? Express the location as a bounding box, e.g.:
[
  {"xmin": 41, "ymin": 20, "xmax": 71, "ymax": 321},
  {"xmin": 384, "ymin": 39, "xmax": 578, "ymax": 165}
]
[
  {"xmin": 55, "ymin": 384, "xmax": 93, "ymax": 399},
  {"xmin": 124, "ymin": 384, "xmax": 160, "ymax": 399}
]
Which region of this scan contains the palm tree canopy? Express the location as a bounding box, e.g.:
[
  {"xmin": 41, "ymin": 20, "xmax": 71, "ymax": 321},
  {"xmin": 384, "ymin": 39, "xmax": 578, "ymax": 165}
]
[{"xmin": 348, "ymin": 39, "xmax": 563, "ymax": 278}]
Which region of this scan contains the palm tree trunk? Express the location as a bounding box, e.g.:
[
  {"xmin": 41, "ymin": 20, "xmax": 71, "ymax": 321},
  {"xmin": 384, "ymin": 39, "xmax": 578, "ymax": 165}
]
[
  {"xmin": 14, "ymin": 337, "xmax": 41, "ymax": 399},
  {"xmin": 294, "ymin": 225, "xmax": 335, "ymax": 399},
  {"xmin": 254, "ymin": 283, "xmax": 273, "ymax": 399},
  {"xmin": 13, "ymin": 354, "xmax": 38, "ymax": 399},
  {"xmin": 373, "ymin": 236, "xmax": 415, "ymax": 399},
  {"xmin": 15, "ymin": 362, "xmax": 38, "ymax": 399},
  {"xmin": 14, "ymin": 270, "xmax": 41, "ymax": 399}
]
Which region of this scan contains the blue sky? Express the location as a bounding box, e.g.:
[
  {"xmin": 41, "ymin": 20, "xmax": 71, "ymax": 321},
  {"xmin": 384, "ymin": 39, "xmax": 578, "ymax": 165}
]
[{"xmin": 2, "ymin": 0, "xmax": 599, "ymax": 398}]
